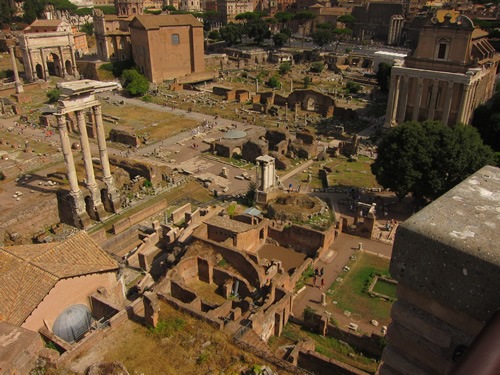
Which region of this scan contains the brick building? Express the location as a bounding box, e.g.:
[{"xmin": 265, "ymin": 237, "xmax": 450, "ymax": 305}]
[
  {"xmin": 384, "ymin": 12, "xmax": 499, "ymax": 128},
  {"xmin": 0, "ymin": 231, "xmax": 123, "ymax": 341},
  {"xmin": 129, "ymin": 14, "xmax": 205, "ymax": 83}
]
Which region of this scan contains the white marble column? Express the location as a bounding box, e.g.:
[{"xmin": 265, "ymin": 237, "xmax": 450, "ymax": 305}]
[
  {"xmin": 441, "ymin": 81, "xmax": 454, "ymax": 126},
  {"xmin": 76, "ymin": 110, "xmax": 104, "ymax": 213},
  {"xmin": 396, "ymin": 75, "xmax": 409, "ymax": 123},
  {"xmin": 40, "ymin": 48, "xmax": 49, "ymax": 80},
  {"xmin": 93, "ymin": 104, "xmax": 120, "ymax": 209},
  {"xmin": 56, "ymin": 114, "xmax": 86, "ymax": 221},
  {"xmin": 58, "ymin": 46, "xmax": 67, "ymax": 78},
  {"xmin": 457, "ymin": 83, "xmax": 471, "ymax": 124},
  {"xmin": 8, "ymin": 46, "xmax": 23, "ymax": 94},
  {"xmin": 412, "ymin": 77, "xmax": 424, "ymax": 122},
  {"xmin": 384, "ymin": 74, "xmax": 401, "ymax": 127},
  {"xmin": 428, "ymin": 79, "xmax": 440, "ymax": 121}
]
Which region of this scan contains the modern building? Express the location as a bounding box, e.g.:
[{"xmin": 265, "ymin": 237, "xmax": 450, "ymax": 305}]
[
  {"xmin": 217, "ymin": 0, "xmax": 254, "ymax": 23},
  {"xmin": 129, "ymin": 14, "xmax": 205, "ymax": 83},
  {"xmin": 384, "ymin": 12, "xmax": 499, "ymax": 128}
]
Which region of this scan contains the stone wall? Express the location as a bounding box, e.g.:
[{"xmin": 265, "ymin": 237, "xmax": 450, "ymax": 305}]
[
  {"xmin": 109, "ymin": 128, "xmax": 140, "ymax": 147},
  {"xmin": 112, "ymin": 200, "xmax": 167, "ymax": 234},
  {"xmin": 380, "ymin": 166, "xmax": 500, "ymax": 374},
  {"xmin": 171, "ymin": 202, "xmax": 191, "ymax": 225},
  {"xmin": 268, "ymin": 224, "xmax": 334, "ymax": 256}
]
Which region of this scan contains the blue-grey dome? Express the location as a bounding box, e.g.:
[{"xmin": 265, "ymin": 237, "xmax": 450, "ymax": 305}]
[
  {"xmin": 224, "ymin": 130, "xmax": 247, "ymax": 139},
  {"xmin": 52, "ymin": 304, "xmax": 93, "ymax": 343}
]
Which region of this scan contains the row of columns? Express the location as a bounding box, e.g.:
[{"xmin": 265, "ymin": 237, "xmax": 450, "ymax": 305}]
[
  {"xmin": 388, "ymin": 15, "xmax": 404, "ymax": 45},
  {"xmin": 385, "ymin": 73, "xmax": 474, "ymax": 127},
  {"xmin": 56, "ymin": 104, "xmax": 119, "ymax": 228}
]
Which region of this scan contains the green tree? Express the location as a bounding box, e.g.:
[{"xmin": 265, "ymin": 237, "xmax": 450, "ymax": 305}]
[
  {"xmin": 247, "ymin": 18, "xmax": 271, "ymax": 45},
  {"xmin": 274, "ymin": 11, "xmax": 293, "ymax": 28},
  {"xmin": 0, "ymin": 0, "xmax": 16, "ymax": 27},
  {"xmin": 345, "ymin": 81, "xmax": 361, "ymax": 94},
  {"xmin": 312, "ymin": 28, "xmax": 333, "ymax": 47},
  {"xmin": 74, "ymin": 7, "xmax": 93, "ymax": 16},
  {"xmin": 294, "ymin": 11, "xmax": 316, "ymax": 48},
  {"xmin": 95, "ymin": 5, "xmax": 115, "ymax": 14},
  {"xmin": 273, "ymin": 32, "xmax": 288, "ymax": 47},
  {"xmin": 303, "ymin": 76, "xmax": 312, "ymax": 88},
  {"xmin": 47, "ymin": 0, "xmax": 77, "ymax": 11},
  {"xmin": 207, "ymin": 30, "xmax": 220, "ymax": 40},
  {"xmin": 337, "ymin": 14, "xmax": 356, "ymax": 27},
  {"xmin": 24, "ymin": 0, "xmax": 46, "ymax": 23},
  {"xmin": 122, "ymin": 69, "xmax": 149, "ymax": 96},
  {"xmin": 219, "ymin": 23, "xmax": 243, "ymax": 46},
  {"xmin": 81, "ymin": 22, "xmax": 93, "ymax": 36},
  {"xmin": 267, "ymin": 76, "xmax": 281, "ymax": 89},
  {"xmin": 376, "ymin": 62, "xmax": 392, "ymax": 93},
  {"xmin": 371, "ymin": 121, "xmax": 495, "ymax": 201},
  {"xmin": 46, "ymin": 88, "xmax": 60, "ymax": 103},
  {"xmin": 310, "ymin": 61, "xmax": 324, "ymax": 73},
  {"xmin": 472, "ymin": 90, "xmax": 500, "ymax": 152},
  {"xmin": 279, "ymin": 61, "xmax": 292, "ymax": 75}
]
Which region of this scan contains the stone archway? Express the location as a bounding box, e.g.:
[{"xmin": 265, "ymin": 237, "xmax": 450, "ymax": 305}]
[
  {"xmin": 47, "ymin": 52, "xmax": 61, "ymax": 77},
  {"xmin": 36, "ymin": 64, "xmax": 44, "ymax": 79},
  {"xmin": 306, "ymin": 97, "xmax": 315, "ymax": 111},
  {"xmin": 65, "ymin": 60, "xmax": 73, "ymax": 76}
]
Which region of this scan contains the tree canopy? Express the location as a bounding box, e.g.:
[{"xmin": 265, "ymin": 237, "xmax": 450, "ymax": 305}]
[
  {"xmin": 371, "ymin": 121, "xmax": 495, "ymax": 201},
  {"xmin": 376, "ymin": 62, "xmax": 392, "ymax": 93},
  {"xmin": 471, "ymin": 90, "xmax": 500, "ymax": 153},
  {"xmin": 122, "ymin": 69, "xmax": 149, "ymax": 96},
  {"xmin": 273, "ymin": 32, "xmax": 289, "ymax": 47},
  {"xmin": 219, "ymin": 22, "xmax": 243, "ymax": 45}
]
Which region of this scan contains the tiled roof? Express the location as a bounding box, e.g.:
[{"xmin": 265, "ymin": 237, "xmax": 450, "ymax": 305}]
[
  {"xmin": 29, "ymin": 19, "xmax": 65, "ymax": 27},
  {"xmin": 130, "ymin": 14, "xmax": 203, "ymax": 30},
  {"xmin": 0, "ymin": 231, "xmax": 118, "ymax": 326}
]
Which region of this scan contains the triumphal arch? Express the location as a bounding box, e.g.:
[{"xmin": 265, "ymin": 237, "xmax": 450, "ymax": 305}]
[
  {"xmin": 56, "ymin": 80, "xmax": 120, "ymax": 228},
  {"xmin": 20, "ymin": 20, "xmax": 80, "ymax": 82}
]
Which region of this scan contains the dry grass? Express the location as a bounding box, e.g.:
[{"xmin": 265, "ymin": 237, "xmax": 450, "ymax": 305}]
[
  {"xmin": 96, "ymin": 302, "xmax": 281, "ymax": 375},
  {"xmin": 100, "ymin": 101, "xmax": 198, "ymax": 141}
]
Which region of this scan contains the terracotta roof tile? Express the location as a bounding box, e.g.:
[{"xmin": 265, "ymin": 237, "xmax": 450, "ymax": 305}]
[
  {"xmin": 0, "ymin": 231, "xmax": 118, "ymax": 326},
  {"xmin": 130, "ymin": 14, "xmax": 203, "ymax": 30}
]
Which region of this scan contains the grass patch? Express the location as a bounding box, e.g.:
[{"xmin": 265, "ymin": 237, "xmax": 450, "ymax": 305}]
[
  {"xmin": 329, "ymin": 252, "xmax": 393, "ymax": 325},
  {"xmin": 324, "ymin": 155, "xmax": 379, "ymax": 188},
  {"xmin": 281, "ymin": 324, "xmax": 379, "ymax": 373},
  {"xmin": 372, "ymin": 279, "xmax": 397, "ymax": 299}
]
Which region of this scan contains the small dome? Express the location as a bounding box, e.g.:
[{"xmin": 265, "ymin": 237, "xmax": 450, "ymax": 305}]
[
  {"xmin": 224, "ymin": 130, "xmax": 247, "ymax": 139},
  {"xmin": 52, "ymin": 304, "xmax": 93, "ymax": 343}
]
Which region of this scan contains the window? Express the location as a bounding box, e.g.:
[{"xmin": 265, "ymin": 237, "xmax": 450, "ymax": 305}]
[
  {"xmin": 172, "ymin": 34, "xmax": 180, "ymax": 45},
  {"xmin": 437, "ymin": 43, "xmax": 447, "ymax": 59}
]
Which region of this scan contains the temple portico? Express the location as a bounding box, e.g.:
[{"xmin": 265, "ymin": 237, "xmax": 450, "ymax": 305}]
[
  {"xmin": 56, "ymin": 80, "xmax": 121, "ymax": 228},
  {"xmin": 384, "ymin": 65, "xmax": 494, "ymax": 128}
]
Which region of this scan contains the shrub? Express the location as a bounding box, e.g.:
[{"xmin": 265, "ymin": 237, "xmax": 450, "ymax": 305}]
[
  {"xmin": 345, "ymin": 81, "xmax": 361, "ymax": 94},
  {"xmin": 46, "ymin": 88, "xmax": 60, "ymax": 103},
  {"xmin": 267, "ymin": 75, "xmax": 281, "ymax": 89},
  {"xmin": 122, "ymin": 69, "xmax": 149, "ymax": 96},
  {"xmin": 279, "ymin": 61, "xmax": 292, "ymax": 75},
  {"xmin": 310, "ymin": 62, "xmax": 324, "ymax": 73}
]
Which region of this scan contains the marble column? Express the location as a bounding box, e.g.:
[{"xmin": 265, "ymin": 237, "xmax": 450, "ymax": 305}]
[
  {"xmin": 428, "ymin": 79, "xmax": 440, "ymax": 121},
  {"xmin": 384, "ymin": 74, "xmax": 401, "ymax": 127},
  {"xmin": 441, "ymin": 81, "xmax": 454, "ymax": 126},
  {"xmin": 457, "ymin": 83, "xmax": 471, "ymax": 124},
  {"xmin": 58, "ymin": 46, "xmax": 67, "ymax": 78},
  {"xmin": 56, "ymin": 114, "xmax": 89, "ymax": 227},
  {"xmin": 412, "ymin": 77, "xmax": 424, "ymax": 122},
  {"xmin": 93, "ymin": 104, "xmax": 120, "ymax": 210},
  {"xmin": 76, "ymin": 110, "xmax": 106, "ymax": 219},
  {"xmin": 70, "ymin": 45, "xmax": 80, "ymax": 79},
  {"xmin": 40, "ymin": 48, "xmax": 49, "ymax": 80},
  {"xmin": 396, "ymin": 75, "xmax": 409, "ymax": 123},
  {"xmin": 8, "ymin": 46, "xmax": 23, "ymax": 94}
]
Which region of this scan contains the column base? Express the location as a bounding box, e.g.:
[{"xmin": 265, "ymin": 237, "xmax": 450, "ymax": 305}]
[
  {"xmin": 73, "ymin": 210, "xmax": 92, "ymax": 229},
  {"xmin": 15, "ymin": 82, "xmax": 24, "ymax": 94},
  {"xmin": 95, "ymin": 202, "xmax": 108, "ymax": 221}
]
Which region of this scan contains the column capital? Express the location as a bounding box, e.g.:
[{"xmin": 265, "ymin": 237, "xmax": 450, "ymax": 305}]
[
  {"xmin": 56, "ymin": 114, "xmax": 66, "ymax": 128},
  {"xmin": 93, "ymin": 105, "xmax": 102, "ymax": 115}
]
